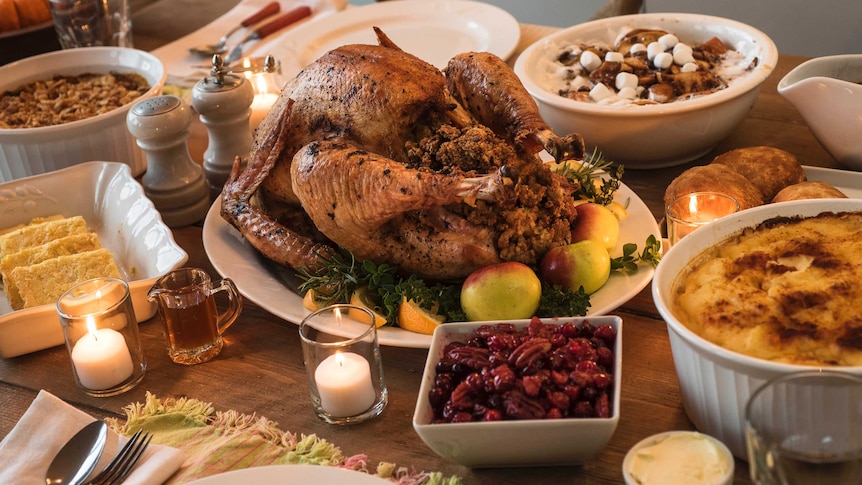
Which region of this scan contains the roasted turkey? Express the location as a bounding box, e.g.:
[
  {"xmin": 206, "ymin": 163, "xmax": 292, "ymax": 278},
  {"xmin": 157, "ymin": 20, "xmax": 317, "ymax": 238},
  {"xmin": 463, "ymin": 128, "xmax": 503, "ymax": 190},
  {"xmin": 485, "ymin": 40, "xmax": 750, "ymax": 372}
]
[{"xmin": 222, "ymin": 29, "xmax": 586, "ymax": 280}]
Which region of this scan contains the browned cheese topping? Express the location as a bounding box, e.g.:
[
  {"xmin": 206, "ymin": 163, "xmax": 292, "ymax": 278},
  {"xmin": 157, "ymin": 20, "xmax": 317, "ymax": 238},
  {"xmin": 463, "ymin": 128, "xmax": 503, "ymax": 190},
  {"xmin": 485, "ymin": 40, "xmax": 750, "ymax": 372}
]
[
  {"xmin": 0, "ymin": 72, "xmax": 150, "ymax": 129},
  {"xmin": 672, "ymin": 211, "xmax": 862, "ymax": 366}
]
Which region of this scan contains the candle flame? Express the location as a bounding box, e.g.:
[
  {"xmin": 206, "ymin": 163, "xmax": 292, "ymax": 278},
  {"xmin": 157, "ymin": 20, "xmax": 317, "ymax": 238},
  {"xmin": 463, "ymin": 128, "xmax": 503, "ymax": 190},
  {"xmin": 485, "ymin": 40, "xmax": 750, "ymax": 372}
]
[
  {"xmin": 335, "ymin": 352, "xmax": 345, "ymax": 367},
  {"xmin": 253, "ymin": 74, "xmax": 270, "ymax": 95},
  {"xmin": 333, "ymin": 307, "xmax": 343, "ymax": 321},
  {"xmin": 688, "ymin": 194, "xmax": 699, "ymax": 215},
  {"xmin": 86, "ymin": 316, "xmax": 98, "ymax": 341}
]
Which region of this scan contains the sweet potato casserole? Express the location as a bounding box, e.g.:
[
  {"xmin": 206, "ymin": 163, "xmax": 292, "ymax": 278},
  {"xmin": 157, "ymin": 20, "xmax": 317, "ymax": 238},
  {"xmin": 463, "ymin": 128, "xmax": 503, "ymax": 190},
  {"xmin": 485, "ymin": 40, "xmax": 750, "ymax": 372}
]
[{"xmin": 672, "ymin": 211, "xmax": 862, "ymax": 366}]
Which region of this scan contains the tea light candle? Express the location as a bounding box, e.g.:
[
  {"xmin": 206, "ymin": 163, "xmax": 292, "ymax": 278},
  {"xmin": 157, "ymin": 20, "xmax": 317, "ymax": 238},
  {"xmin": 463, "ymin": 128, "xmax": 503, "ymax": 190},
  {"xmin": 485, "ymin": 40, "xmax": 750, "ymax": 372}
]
[
  {"xmin": 71, "ymin": 317, "xmax": 134, "ymax": 390},
  {"xmin": 666, "ymin": 192, "xmax": 739, "ymax": 246},
  {"xmin": 314, "ymin": 351, "xmax": 377, "ymax": 417},
  {"xmin": 249, "ymin": 91, "xmax": 278, "ymax": 132}
]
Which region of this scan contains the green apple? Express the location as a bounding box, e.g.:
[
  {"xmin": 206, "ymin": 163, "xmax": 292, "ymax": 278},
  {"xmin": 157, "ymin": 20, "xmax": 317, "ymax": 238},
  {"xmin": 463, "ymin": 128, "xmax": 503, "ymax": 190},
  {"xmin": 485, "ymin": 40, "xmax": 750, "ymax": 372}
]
[
  {"xmin": 570, "ymin": 202, "xmax": 620, "ymax": 252},
  {"xmin": 539, "ymin": 239, "xmax": 611, "ymax": 294},
  {"xmin": 460, "ymin": 262, "xmax": 542, "ymax": 321}
]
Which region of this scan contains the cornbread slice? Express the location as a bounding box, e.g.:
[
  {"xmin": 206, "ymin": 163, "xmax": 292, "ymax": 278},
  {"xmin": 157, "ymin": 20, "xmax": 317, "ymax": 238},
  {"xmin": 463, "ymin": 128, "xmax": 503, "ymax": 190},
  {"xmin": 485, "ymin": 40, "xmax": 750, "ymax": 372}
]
[
  {"xmin": 0, "ymin": 216, "xmax": 88, "ymax": 260},
  {"xmin": 0, "ymin": 214, "xmax": 65, "ymax": 237},
  {"xmin": 9, "ymin": 248, "xmax": 121, "ymax": 309},
  {"xmin": 0, "ymin": 233, "xmax": 102, "ymax": 309}
]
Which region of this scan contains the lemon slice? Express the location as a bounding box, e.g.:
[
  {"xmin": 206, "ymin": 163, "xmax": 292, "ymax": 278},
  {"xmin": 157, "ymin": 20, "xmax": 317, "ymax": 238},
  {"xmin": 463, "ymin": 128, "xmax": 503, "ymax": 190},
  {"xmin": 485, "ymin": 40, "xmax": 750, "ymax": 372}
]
[
  {"xmin": 607, "ymin": 200, "xmax": 628, "ymax": 221},
  {"xmin": 348, "ymin": 287, "xmax": 388, "ymax": 327},
  {"xmin": 302, "ymin": 288, "xmax": 327, "ymax": 311},
  {"xmin": 398, "ymin": 297, "xmax": 445, "ymax": 335}
]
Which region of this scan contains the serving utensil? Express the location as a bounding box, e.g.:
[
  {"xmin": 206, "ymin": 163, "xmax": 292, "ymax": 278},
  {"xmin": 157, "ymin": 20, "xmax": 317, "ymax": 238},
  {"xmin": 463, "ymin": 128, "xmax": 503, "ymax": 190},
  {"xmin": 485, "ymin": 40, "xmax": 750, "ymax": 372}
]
[
  {"xmin": 45, "ymin": 421, "xmax": 107, "ymax": 485},
  {"xmin": 189, "ymin": 1, "xmax": 281, "ymax": 57},
  {"xmin": 224, "ymin": 5, "xmax": 312, "ymax": 65}
]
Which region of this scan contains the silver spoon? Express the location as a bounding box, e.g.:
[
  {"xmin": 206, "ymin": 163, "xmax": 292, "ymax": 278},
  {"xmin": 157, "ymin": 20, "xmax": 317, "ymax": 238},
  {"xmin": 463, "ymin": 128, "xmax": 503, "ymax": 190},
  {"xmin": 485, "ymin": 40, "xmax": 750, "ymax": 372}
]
[
  {"xmin": 45, "ymin": 421, "xmax": 108, "ymax": 485},
  {"xmin": 189, "ymin": 1, "xmax": 281, "ymax": 57}
]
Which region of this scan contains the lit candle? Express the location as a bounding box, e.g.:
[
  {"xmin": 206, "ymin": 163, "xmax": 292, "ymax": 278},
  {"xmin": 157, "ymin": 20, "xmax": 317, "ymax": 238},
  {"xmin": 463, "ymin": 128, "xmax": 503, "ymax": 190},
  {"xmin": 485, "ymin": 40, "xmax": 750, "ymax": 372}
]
[
  {"xmin": 314, "ymin": 351, "xmax": 377, "ymax": 417},
  {"xmin": 71, "ymin": 317, "xmax": 134, "ymax": 390},
  {"xmin": 249, "ymin": 92, "xmax": 278, "ymax": 132},
  {"xmin": 666, "ymin": 192, "xmax": 739, "ymax": 246},
  {"xmin": 248, "ymin": 73, "xmax": 279, "ymax": 133}
]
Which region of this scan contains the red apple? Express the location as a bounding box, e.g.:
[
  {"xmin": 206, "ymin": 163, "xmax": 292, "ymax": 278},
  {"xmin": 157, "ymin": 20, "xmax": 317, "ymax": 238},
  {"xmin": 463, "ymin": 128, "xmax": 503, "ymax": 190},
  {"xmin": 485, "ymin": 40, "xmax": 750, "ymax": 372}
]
[
  {"xmin": 460, "ymin": 262, "xmax": 542, "ymax": 321},
  {"xmin": 539, "ymin": 239, "xmax": 611, "ymax": 294},
  {"xmin": 570, "ymin": 202, "xmax": 620, "ymax": 252}
]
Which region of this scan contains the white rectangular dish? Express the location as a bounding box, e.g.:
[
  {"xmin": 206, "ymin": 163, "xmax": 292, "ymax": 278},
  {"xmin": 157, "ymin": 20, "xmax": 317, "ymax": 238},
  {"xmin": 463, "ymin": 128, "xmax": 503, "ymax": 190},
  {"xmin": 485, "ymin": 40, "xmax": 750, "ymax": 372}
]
[{"xmin": 0, "ymin": 162, "xmax": 188, "ymax": 358}]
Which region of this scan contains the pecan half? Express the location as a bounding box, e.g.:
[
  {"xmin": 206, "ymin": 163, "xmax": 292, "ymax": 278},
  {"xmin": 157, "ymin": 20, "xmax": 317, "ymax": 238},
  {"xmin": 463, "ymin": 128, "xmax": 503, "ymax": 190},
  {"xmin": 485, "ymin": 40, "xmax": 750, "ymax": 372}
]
[{"xmin": 508, "ymin": 337, "xmax": 552, "ymax": 369}]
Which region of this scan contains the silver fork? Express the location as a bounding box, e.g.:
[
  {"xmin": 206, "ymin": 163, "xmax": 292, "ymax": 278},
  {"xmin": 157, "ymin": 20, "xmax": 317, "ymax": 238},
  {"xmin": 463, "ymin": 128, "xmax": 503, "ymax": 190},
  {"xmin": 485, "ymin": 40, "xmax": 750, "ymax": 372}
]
[{"xmin": 86, "ymin": 429, "xmax": 153, "ymax": 485}]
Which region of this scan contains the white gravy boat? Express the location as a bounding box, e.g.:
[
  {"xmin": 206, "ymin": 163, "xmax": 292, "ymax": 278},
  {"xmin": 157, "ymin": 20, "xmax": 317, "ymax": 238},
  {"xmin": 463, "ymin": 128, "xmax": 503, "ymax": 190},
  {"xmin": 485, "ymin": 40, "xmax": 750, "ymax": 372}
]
[{"xmin": 777, "ymin": 54, "xmax": 862, "ymax": 171}]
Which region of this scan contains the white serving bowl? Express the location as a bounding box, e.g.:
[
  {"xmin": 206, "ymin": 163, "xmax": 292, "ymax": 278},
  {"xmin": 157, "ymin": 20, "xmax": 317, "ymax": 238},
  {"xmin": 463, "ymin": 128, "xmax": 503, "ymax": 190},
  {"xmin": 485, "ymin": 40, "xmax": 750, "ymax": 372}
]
[
  {"xmin": 413, "ymin": 316, "xmax": 622, "ymax": 467},
  {"xmin": 778, "ymin": 54, "xmax": 862, "ymax": 171},
  {"xmin": 652, "ymin": 198, "xmax": 862, "ymax": 459},
  {"xmin": 0, "ymin": 47, "xmax": 166, "ymax": 182},
  {"xmin": 622, "ymin": 431, "xmax": 734, "ymax": 485},
  {"xmin": 514, "ymin": 13, "xmax": 778, "ymax": 168},
  {"xmin": 0, "ymin": 162, "xmax": 188, "ymax": 358}
]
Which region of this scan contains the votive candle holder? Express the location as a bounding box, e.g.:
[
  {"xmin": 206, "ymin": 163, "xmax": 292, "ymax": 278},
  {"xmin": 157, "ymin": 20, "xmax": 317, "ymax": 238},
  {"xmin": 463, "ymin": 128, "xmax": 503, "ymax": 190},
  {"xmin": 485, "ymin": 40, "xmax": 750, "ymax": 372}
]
[
  {"xmin": 299, "ymin": 304, "xmax": 388, "ymax": 425},
  {"xmin": 57, "ymin": 278, "xmax": 146, "ymax": 397}
]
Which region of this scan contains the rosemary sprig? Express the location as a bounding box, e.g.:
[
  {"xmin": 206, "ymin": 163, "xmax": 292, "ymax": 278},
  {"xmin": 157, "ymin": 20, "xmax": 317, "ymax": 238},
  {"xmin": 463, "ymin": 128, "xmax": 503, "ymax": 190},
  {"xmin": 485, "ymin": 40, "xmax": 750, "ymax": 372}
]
[{"xmin": 552, "ymin": 148, "xmax": 624, "ymax": 205}]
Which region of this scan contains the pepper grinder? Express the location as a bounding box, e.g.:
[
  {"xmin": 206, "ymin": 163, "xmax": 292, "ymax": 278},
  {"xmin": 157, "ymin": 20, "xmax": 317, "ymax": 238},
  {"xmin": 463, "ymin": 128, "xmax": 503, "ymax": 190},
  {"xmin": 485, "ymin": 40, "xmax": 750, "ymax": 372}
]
[
  {"xmin": 192, "ymin": 55, "xmax": 254, "ymax": 199},
  {"xmin": 126, "ymin": 95, "xmax": 211, "ymax": 228}
]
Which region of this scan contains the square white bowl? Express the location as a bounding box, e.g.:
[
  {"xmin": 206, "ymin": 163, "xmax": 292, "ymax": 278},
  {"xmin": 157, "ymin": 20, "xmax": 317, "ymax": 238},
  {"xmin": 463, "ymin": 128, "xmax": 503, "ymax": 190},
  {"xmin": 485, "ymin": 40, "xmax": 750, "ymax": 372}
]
[
  {"xmin": 0, "ymin": 47, "xmax": 166, "ymax": 182},
  {"xmin": 412, "ymin": 316, "xmax": 622, "ymax": 467},
  {"xmin": 0, "ymin": 162, "xmax": 188, "ymax": 358}
]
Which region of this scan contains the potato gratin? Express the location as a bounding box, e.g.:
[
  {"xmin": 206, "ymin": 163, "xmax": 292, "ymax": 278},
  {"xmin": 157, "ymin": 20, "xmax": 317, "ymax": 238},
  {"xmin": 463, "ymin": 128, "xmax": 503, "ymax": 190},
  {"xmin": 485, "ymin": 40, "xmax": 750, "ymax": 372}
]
[{"xmin": 672, "ymin": 211, "xmax": 862, "ymax": 366}]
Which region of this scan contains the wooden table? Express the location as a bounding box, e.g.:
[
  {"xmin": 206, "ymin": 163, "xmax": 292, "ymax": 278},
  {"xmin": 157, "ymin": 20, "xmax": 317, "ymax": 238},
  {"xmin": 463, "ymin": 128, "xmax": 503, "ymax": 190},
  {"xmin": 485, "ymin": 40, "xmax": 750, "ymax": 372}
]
[{"xmin": 0, "ymin": 48, "xmax": 839, "ymax": 484}]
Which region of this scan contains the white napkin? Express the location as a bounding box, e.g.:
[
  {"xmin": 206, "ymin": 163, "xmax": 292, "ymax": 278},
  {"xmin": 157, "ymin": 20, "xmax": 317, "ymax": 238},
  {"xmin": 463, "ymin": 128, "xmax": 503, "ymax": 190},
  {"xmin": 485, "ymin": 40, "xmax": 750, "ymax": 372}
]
[
  {"xmin": 0, "ymin": 390, "xmax": 185, "ymax": 485},
  {"xmin": 153, "ymin": 0, "xmax": 348, "ymax": 83}
]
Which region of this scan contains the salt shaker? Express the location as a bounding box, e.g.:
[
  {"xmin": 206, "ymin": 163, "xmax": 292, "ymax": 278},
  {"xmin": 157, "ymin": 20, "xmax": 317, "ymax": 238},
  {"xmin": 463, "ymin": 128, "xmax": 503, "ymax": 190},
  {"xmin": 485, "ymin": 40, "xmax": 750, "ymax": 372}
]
[
  {"xmin": 126, "ymin": 95, "xmax": 211, "ymax": 227},
  {"xmin": 192, "ymin": 55, "xmax": 254, "ymax": 198}
]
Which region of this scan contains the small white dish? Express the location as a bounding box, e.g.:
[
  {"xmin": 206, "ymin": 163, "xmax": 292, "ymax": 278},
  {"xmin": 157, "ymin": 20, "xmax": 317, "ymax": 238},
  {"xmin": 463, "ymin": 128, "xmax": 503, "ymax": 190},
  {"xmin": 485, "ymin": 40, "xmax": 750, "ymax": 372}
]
[
  {"xmin": 412, "ymin": 316, "xmax": 622, "ymax": 467},
  {"xmin": 0, "ymin": 162, "xmax": 188, "ymax": 358},
  {"xmin": 622, "ymin": 431, "xmax": 734, "ymax": 485}
]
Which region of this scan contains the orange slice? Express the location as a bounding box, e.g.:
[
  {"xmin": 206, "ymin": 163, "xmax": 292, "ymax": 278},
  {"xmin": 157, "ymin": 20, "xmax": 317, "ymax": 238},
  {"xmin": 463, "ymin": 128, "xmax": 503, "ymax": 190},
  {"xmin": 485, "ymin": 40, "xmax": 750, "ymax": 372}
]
[
  {"xmin": 348, "ymin": 287, "xmax": 388, "ymax": 327},
  {"xmin": 398, "ymin": 297, "xmax": 445, "ymax": 335},
  {"xmin": 302, "ymin": 288, "xmax": 327, "ymax": 312}
]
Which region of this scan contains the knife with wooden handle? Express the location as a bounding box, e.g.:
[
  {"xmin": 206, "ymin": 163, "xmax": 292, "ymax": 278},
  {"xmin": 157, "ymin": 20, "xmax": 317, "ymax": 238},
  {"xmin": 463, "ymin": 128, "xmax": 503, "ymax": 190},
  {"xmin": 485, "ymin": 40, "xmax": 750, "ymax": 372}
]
[{"xmin": 224, "ymin": 5, "xmax": 313, "ymax": 64}]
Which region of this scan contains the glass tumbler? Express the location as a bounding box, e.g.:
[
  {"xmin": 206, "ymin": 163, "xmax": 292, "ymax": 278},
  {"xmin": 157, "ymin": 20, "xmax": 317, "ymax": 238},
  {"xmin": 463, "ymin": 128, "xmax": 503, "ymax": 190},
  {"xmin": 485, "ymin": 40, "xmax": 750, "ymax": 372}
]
[
  {"xmin": 745, "ymin": 371, "xmax": 862, "ymax": 485},
  {"xmin": 57, "ymin": 277, "xmax": 146, "ymax": 397},
  {"xmin": 299, "ymin": 304, "xmax": 388, "ymax": 425}
]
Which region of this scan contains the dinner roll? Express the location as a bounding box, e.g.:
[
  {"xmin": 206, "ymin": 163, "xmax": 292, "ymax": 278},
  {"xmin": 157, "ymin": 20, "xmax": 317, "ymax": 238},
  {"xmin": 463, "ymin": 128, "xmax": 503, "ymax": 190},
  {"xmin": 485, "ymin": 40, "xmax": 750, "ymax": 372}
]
[
  {"xmin": 0, "ymin": 0, "xmax": 21, "ymax": 32},
  {"xmin": 664, "ymin": 163, "xmax": 765, "ymax": 211},
  {"xmin": 710, "ymin": 146, "xmax": 807, "ymax": 202},
  {"xmin": 772, "ymin": 181, "xmax": 848, "ymax": 203}
]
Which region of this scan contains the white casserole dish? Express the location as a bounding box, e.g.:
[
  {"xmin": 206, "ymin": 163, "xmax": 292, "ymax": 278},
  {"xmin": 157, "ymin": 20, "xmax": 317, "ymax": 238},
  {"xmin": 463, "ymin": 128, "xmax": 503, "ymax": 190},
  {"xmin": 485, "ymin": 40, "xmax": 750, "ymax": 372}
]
[
  {"xmin": 0, "ymin": 47, "xmax": 166, "ymax": 182},
  {"xmin": 652, "ymin": 198, "xmax": 862, "ymax": 459}
]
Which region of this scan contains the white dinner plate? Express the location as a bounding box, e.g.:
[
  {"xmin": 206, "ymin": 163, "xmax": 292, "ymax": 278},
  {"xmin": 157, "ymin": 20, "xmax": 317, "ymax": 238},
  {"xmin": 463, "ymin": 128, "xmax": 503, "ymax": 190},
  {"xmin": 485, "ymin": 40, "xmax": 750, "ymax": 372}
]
[
  {"xmin": 802, "ymin": 165, "xmax": 862, "ymax": 198},
  {"xmin": 185, "ymin": 465, "xmax": 391, "ymax": 484},
  {"xmin": 202, "ymin": 180, "xmax": 660, "ymax": 349},
  {"xmin": 262, "ymin": 0, "xmax": 521, "ymax": 78}
]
